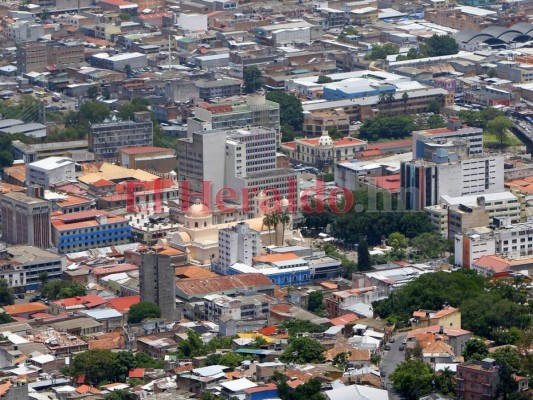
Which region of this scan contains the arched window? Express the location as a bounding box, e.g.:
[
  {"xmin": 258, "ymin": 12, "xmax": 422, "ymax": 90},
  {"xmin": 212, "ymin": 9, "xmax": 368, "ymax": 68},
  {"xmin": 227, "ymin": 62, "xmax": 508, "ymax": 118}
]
[{"xmin": 195, "ymin": 222, "xmax": 198, "ymax": 228}]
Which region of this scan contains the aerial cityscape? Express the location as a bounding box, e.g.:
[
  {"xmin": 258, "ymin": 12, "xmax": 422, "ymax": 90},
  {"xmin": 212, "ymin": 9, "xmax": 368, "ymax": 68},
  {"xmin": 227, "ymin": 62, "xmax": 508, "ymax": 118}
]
[{"xmin": 0, "ymin": 0, "xmax": 530, "ymax": 399}]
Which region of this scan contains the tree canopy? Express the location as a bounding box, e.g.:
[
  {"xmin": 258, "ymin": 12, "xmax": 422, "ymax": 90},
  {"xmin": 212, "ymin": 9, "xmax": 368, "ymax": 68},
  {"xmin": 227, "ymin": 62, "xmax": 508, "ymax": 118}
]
[
  {"xmin": 41, "ymin": 281, "xmax": 86, "ymax": 300},
  {"xmin": 422, "ymin": 34, "xmax": 459, "ymax": 57},
  {"xmin": 462, "ymin": 339, "xmax": 489, "ymax": 361},
  {"xmin": 0, "ymin": 280, "xmax": 14, "ymax": 306},
  {"xmin": 372, "ymin": 270, "xmax": 532, "ymax": 341},
  {"xmin": 266, "ymin": 92, "xmax": 303, "ymax": 132},
  {"xmin": 390, "ymin": 360, "xmax": 434, "ymax": 400},
  {"xmin": 357, "ymin": 239, "xmax": 372, "ymax": 271},
  {"xmin": 280, "ymin": 337, "xmax": 326, "ymax": 364},
  {"xmin": 358, "ymin": 115, "xmax": 415, "ymax": 142},
  {"xmin": 243, "ymin": 66, "xmax": 263, "ymax": 93},
  {"xmin": 317, "ymin": 75, "xmax": 333, "ymax": 84},
  {"xmin": 364, "ymin": 43, "xmax": 399, "ymax": 60},
  {"xmin": 127, "ymin": 301, "xmax": 161, "ymax": 324},
  {"xmin": 68, "ymin": 349, "xmax": 164, "ymax": 385},
  {"xmin": 307, "ymin": 291, "xmax": 324, "ymax": 313}
]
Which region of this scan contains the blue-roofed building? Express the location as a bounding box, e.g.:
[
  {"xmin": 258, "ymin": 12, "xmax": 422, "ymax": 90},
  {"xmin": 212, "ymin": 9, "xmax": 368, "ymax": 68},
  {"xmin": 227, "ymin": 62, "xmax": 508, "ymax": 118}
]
[{"xmin": 322, "ymin": 79, "xmax": 396, "ymax": 101}]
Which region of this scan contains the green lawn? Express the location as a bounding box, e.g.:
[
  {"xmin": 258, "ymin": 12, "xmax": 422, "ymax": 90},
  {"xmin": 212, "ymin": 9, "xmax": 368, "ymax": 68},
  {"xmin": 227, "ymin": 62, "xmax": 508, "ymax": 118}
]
[{"xmin": 483, "ymin": 131, "xmax": 523, "ymax": 148}]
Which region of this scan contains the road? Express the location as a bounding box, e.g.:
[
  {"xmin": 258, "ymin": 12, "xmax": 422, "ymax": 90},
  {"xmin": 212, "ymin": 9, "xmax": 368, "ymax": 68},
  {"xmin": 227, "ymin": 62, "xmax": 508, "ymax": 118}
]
[{"xmin": 380, "ymin": 332, "xmax": 407, "ymax": 400}]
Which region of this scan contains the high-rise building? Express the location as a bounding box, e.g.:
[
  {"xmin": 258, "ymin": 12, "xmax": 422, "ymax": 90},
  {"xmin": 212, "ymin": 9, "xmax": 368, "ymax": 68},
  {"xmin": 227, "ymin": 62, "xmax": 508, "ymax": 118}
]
[
  {"xmin": 400, "ymin": 138, "xmax": 503, "ymax": 210},
  {"xmin": 0, "ymin": 189, "xmax": 52, "ymax": 248},
  {"xmin": 139, "ymin": 248, "xmax": 187, "ymax": 321},
  {"xmin": 215, "ymin": 222, "xmax": 261, "ymax": 274},
  {"xmin": 178, "ymin": 127, "xmax": 298, "ymax": 214},
  {"xmin": 16, "ymin": 41, "xmax": 85, "ymax": 73},
  {"xmin": 89, "ymin": 112, "xmax": 153, "ymax": 160},
  {"xmin": 187, "ymin": 94, "xmax": 281, "ymax": 146}
]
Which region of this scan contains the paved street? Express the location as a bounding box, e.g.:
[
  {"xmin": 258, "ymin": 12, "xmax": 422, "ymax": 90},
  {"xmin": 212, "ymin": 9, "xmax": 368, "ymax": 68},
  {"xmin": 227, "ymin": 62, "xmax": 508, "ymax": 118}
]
[{"xmin": 380, "ymin": 332, "xmax": 408, "ymax": 400}]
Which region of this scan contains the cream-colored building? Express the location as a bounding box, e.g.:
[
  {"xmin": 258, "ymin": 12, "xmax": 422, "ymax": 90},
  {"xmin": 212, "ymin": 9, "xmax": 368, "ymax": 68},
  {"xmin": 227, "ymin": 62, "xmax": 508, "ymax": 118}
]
[{"xmin": 162, "ymin": 195, "xmax": 296, "ymax": 266}]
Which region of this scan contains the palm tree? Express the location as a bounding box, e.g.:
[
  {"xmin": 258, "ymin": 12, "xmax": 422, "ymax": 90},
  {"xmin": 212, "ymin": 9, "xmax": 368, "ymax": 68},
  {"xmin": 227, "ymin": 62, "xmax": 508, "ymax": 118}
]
[
  {"xmin": 385, "ymin": 92, "xmax": 396, "ymax": 104},
  {"xmin": 263, "ymin": 213, "xmax": 277, "ymax": 245},
  {"xmin": 402, "ymin": 92, "xmax": 409, "ymax": 114},
  {"xmin": 279, "ymin": 212, "xmax": 291, "ymax": 245},
  {"xmin": 378, "ymin": 92, "xmax": 387, "ymax": 104}
]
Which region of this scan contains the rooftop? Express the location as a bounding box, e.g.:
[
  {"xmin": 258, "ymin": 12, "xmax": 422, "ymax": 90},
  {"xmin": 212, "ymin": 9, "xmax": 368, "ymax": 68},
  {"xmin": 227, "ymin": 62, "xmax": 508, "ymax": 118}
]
[
  {"xmin": 175, "ymin": 273, "xmax": 274, "ymax": 298},
  {"xmin": 119, "ymin": 146, "xmax": 173, "ymax": 155},
  {"xmin": 28, "ymin": 157, "xmax": 74, "ymax": 170}
]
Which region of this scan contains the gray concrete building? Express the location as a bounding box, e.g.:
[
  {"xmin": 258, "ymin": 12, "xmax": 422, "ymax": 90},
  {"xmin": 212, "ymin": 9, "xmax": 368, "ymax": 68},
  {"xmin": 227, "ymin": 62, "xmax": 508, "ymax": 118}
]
[
  {"xmin": 89, "ymin": 112, "xmax": 153, "ymax": 160},
  {"xmin": 0, "ymin": 189, "xmax": 52, "ymax": 248},
  {"xmin": 139, "ymin": 249, "xmax": 187, "ymax": 321}
]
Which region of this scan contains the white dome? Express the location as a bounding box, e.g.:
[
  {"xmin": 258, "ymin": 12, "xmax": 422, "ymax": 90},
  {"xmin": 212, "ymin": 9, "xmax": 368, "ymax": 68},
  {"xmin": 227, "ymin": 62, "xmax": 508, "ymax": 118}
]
[
  {"xmin": 186, "ymin": 198, "xmax": 212, "ymax": 218},
  {"xmin": 318, "ymin": 131, "xmax": 333, "ymax": 146}
]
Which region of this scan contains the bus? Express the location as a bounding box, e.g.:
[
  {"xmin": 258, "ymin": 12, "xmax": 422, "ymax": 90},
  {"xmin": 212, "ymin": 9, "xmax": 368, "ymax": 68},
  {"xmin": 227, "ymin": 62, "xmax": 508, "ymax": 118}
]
[{"xmin": 35, "ymin": 91, "xmax": 47, "ymax": 98}]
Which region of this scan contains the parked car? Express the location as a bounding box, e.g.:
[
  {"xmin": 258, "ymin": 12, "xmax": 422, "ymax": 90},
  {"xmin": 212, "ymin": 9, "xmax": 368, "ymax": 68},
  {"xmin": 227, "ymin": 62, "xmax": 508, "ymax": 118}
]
[
  {"xmin": 399, "ymin": 345, "xmax": 405, "ymax": 351},
  {"xmin": 389, "ymin": 337, "xmax": 395, "ymax": 343},
  {"xmin": 402, "ymin": 339, "xmax": 407, "ymax": 345},
  {"xmin": 384, "ymin": 345, "xmax": 391, "ymax": 351}
]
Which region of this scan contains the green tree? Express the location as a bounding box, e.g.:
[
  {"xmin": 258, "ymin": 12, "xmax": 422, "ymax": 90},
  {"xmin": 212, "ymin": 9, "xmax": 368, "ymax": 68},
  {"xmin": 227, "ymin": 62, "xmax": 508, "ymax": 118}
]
[
  {"xmin": 486, "ymin": 116, "xmax": 514, "ymax": 148},
  {"xmin": 205, "ymin": 353, "xmax": 222, "ymax": 366},
  {"xmin": 38, "ymin": 272, "xmax": 48, "ymax": 286},
  {"xmin": 488, "ymin": 67, "xmax": 497, "ymax": 78},
  {"xmin": 40, "ymin": 281, "xmax": 86, "ymax": 300},
  {"xmin": 70, "ymin": 349, "xmax": 117, "ymax": 385},
  {"xmin": 388, "ymin": 232, "xmax": 408, "ymax": 250},
  {"xmin": 402, "ymin": 92, "xmax": 409, "ymax": 114},
  {"xmin": 462, "ymin": 339, "xmax": 489, "ymax": 361},
  {"xmin": 219, "ymin": 352, "xmax": 244, "ymax": 369},
  {"xmin": 0, "ymin": 313, "xmax": 13, "ymax": 324},
  {"xmin": 411, "ymin": 232, "xmax": 447, "ymax": 259},
  {"xmin": 266, "ymin": 92, "xmax": 303, "ymax": 132},
  {"xmin": 102, "ymin": 87, "xmax": 111, "ymax": 100},
  {"xmin": 390, "ymin": 360, "xmax": 435, "ymax": 400},
  {"xmin": 427, "ymin": 114, "xmax": 445, "ymax": 129},
  {"xmin": 496, "ymin": 362, "xmax": 518, "ymax": 400},
  {"xmin": 281, "ymin": 124, "xmax": 296, "ymax": 142},
  {"xmin": 422, "ymin": 34, "xmax": 459, "ymax": 57},
  {"xmin": 280, "ymin": 337, "xmax": 325, "ymax": 364},
  {"xmin": 326, "ymin": 126, "xmax": 343, "ymax": 140},
  {"xmin": 127, "ymin": 301, "xmax": 161, "ymax": 324},
  {"xmin": 493, "ymin": 346, "xmax": 521, "ymax": 374},
  {"xmin": 357, "ymin": 239, "xmax": 372, "ymax": 271},
  {"xmin": 358, "ymin": 115, "xmax": 414, "ymax": 142},
  {"xmin": 427, "ymin": 100, "xmax": 442, "ymax": 114},
  {"xmin": 280, "ymin": 320, "xmax": 326, "ymax": 336},
  {"xmin": 307, "ymin": 291, "xmax": 324, "ymax": 313},
  {"xmin": 317, "ymin": 75, "xmax": 333, "ymax": 84},
  {"xmin": 78, "ymin": 101, "xmax": 111, "ymax": 124},
  {"xmin": 124, "ymin": 64, "xmax": 133, "ymax": 77},
  {"xmin": 365, "ymin": 43, "xmax": 400, "ymax": 60},
  {"xmin": 87, "ymin": 85, "xmax": 99, "ymax": 99},
  {"xmin": 105, "ymin": 390, "xmax": 134, "ymax": 400},
  {"xmin": 179, "ymin": 330, "xmax": 205, "ymax": 357},
  {"xmin": 243, "ymin": 66, "xmax": 263, "ymax": 93},
  {"xmin": 0, "ymin": 151, "xmax": 13, "ymax": 168},
  {"xmin": 0, "ymin": 280, "xmax": 13, "ymax": 307}
]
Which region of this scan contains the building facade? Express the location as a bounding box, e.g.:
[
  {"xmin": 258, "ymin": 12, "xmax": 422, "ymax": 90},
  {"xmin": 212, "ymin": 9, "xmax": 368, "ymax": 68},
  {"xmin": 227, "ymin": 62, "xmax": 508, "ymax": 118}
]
[
  {"xmin": 139, "ymin": 249, "xmax": 187, "ymax": 320},
  {"xmin": 26, "ymin": 157, "xmax": 76, "ymax": 189},
  {"xmin": 51, "ymin": 210, "xmax": 131, "ymax": 253},
  {"xmin": 0, "ymin": 190, "xmax": 52, "ymax": 248},
  {"xmin": 89, "ymin": 112, "xmax": 153, "ymax": 160},
  {"xmin": 16, "ymin": 41, "xmax": 85, "ymax": 73},
  {"xmin": 216, "ymin": 222, "xmax": 261, "ymax": 275},
  {"xmin": 456, "ymin": 359, "xmax": 499, "ymax": 400}
]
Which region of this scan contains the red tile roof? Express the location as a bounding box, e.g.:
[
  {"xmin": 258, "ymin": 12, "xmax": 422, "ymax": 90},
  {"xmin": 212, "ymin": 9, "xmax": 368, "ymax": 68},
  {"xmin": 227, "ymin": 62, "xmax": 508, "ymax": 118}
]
[
  {"xmin": 175, "ymin": 273, "xmax": 274, "ymax": 297},
  {"xmin": 106, "ymin": 296, "xmax": 140, "ymax": 313},
  {"xmin": 91, "ymin": 179, "xmax": 115, "ymax": 187},
  {"xmin": 244, "ymin": 383, "xmax": 278, "ymax": 393},
  {"xmin": 92, "ymin": 264, "xmax": 139, "ymax": 276},
  {"xmin": 372, "ymin": 174, "xmax": 401, "ymax": 193},
  {"xmin": 473, "ymin": 255, "xmax": 510, "ymax": 273},
  {"xmin": 3, "ymin": 303, "xmax": 49, "ymax": 315},
  {"xmin": 258, "ymin": 326, "xmax": 278, "ymax": 336},
  {"xmin": 128, "ymin": 368, "xmax": 145, "ymax": 378},
  {"xmin": 52, "ymin": 295, "xmax": 107, "ymax": 309},
  {"xmin": 329, "ymin": 313, "xmax": 359, "ymax": 326}
]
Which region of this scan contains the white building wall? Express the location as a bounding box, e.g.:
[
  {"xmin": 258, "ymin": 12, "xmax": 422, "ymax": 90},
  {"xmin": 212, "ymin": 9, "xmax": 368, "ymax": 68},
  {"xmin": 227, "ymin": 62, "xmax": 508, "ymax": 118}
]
[{"xmin": 178, "ymin": 13, "xmax": 208, "ymax": 31}]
